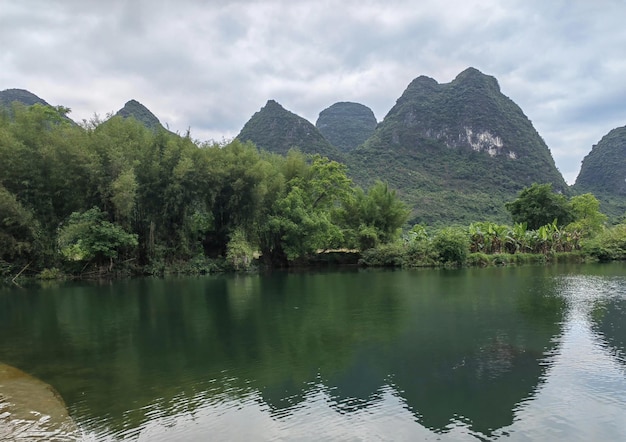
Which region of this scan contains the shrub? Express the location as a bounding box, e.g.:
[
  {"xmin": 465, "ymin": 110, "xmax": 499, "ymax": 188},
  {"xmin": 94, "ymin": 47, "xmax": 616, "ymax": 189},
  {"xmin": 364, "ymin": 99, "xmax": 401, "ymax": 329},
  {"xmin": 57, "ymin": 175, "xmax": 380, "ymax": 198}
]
[
  {"xmin": 466, "ymin": 253, "xmax": 491, "ymax": 267},
  {"xmin": 359, "ymin": 243, "xmax": 405, "ymax": 267},
  {"xmin": 37, "ymin": 268, "xmax": 63, "ymax": 280},
  {"xmin": 432, "ymin": 227, "xmax": 470, "ymax": 265}
]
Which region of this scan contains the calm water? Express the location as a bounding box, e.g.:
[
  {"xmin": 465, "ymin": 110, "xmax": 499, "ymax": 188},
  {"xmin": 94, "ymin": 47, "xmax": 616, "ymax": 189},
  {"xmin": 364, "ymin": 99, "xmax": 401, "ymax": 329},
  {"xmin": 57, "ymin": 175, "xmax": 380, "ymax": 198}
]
[{"xmin": 1, "ymin": 264, "xmax": 626, "ymax": 441}]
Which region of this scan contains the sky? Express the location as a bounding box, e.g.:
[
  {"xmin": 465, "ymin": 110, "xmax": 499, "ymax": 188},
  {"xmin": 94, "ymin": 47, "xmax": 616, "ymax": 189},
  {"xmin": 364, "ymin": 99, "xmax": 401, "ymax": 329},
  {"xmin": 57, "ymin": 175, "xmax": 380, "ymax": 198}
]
[{"xmin": 2, "ymin": 0, "xmax": 626, "ymax": 184}]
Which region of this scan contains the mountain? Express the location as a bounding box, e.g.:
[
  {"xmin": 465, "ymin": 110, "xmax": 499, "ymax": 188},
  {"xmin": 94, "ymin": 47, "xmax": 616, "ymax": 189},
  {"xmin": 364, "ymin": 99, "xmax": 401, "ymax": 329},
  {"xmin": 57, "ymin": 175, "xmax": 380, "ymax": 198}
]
[
  {"xmin": 115, "ymin": 99, "xmax": 163, "ymax": 131},
  {"xmin": 315, "ymin": 102, "xmax": 377, "ymax": 152},
  {"xmin": 0, "ymin": 88, "xmax": 77, "ymax": 125},
  {"xmin": 345, "ymin": 67, "xmax": 568, "ymax": 225},
  {"xmin": 237, "ymin": 100, "xmax": 342, "ymax": 160},
  {"xmin": 0, "ymin": 88, "xmax": 52, "ymax": 108},
  {"xmin": 574, "ymin": 126, "xmax": 626, "ymax": 218}
]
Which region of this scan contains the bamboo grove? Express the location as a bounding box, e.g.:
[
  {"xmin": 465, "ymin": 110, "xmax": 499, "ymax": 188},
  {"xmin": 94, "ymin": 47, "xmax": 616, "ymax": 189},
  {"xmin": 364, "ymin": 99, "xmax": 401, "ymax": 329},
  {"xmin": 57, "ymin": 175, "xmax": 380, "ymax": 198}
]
[{"xmin": 0, "ymin": 103, "xmax": 408, "ymax": 277}]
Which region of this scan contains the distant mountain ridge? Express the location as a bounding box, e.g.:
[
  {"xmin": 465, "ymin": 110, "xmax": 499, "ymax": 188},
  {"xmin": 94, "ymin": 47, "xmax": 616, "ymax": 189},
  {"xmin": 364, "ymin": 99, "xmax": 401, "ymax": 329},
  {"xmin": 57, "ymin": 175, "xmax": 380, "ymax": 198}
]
[
  {"xmin": 233, "ymin": 68, "xmax": 570, "ymax": 224},
  {"xmin": 0, "ymin": 88, "xmax": 52, "ymax": 107},
  {"xmin": 315, "ymin": 102, "xmax": 377, "ymax": 152},
  {"xmin": 236, "ymin": 99, "xmax": 342, "ymax": 160},
  {"xmin": 4, "ymin": 68, "xmax": 601, "ymax": 225},
  {"xmin": 575, "ymin": 125, "xmax": 626, "ymax": 218},
  {"xmin": 115, "ymin": 99, "xmax": 163, "ymax": 131}
]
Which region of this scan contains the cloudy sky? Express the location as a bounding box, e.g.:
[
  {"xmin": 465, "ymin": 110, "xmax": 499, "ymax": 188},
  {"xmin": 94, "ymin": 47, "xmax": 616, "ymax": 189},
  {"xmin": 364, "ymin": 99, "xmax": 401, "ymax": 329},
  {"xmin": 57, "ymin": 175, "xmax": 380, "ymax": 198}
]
[{"xmin": 2, "ymin": 0, "xmax": 626, "ymax": 184}]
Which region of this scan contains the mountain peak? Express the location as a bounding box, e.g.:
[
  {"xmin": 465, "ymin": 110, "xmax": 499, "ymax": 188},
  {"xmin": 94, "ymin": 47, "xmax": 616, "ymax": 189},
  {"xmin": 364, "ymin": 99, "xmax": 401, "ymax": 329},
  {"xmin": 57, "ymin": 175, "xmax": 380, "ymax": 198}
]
[
  {"xmin": 237, "ymin": 101, "xmax": 342, "ymax": 160},
  {"xmin": 453, "ymin": 67, "xmax": 500, "ymax": 92},
  {"xmin": 575, "ymin": 125, "xmax": 626, "ymax": 217},
  {"xmin": 115, "ymin": 99, "xmax": 162, "ymax": 130},
  {"xmin": 0, "ymin": 88, "xmax": 52, "ymax": 107},
  {"xmin": 349, "ymin": 67, "xmax": 566, "ymax": 225},
  {"xmin": 316, "ymin": 102, "xmax": 377, "ymax": 152},
  {"xmin": 264, "ymin": 99, "xmax": 283, "ymax": 109}
]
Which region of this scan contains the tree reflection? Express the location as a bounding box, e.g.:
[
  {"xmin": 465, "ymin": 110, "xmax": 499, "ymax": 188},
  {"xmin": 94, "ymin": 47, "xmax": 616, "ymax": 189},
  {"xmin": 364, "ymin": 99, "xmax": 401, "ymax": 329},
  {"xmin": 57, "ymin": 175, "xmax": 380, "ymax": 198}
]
[{"xmin": 0, "ymin": 267, "xmax": 566, "ymax": 439}]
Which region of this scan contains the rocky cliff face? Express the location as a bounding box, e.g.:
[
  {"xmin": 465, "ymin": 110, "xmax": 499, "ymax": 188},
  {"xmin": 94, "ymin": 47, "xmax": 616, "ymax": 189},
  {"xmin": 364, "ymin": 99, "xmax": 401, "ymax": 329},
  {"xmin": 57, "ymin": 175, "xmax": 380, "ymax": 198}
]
[{"xmin": 345, "ymin": 67, "xmax": 567, "ymax": 224}]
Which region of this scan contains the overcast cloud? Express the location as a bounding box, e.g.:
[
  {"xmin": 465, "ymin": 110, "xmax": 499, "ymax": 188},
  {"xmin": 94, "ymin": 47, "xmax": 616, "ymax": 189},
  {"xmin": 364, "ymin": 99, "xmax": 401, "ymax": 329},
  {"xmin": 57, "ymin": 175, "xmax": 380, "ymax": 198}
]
[{"xmin": 2, "ymin": 0, "xmax": 626, "ymax": 184}]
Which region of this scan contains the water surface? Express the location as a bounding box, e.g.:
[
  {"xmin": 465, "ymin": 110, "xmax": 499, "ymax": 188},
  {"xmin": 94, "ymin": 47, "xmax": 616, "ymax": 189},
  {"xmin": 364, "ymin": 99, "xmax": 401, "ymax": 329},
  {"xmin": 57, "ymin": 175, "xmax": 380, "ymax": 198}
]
[{"xmin": 1, "ymin": 264, "xmax": 625, "ymax": 440}]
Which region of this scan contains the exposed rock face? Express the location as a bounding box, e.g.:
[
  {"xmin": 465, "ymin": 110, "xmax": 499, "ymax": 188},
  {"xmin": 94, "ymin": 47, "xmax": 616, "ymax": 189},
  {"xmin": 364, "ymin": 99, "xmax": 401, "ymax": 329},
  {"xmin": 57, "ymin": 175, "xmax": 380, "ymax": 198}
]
[
  {"xmin": 0, "ymin": 363, "xmax": 79, "ymax": 441},
  {"xmin": 237, "ymin": 100, "xmax": 342, "ymax": 160},
  {"xmin": 315, "ymin": 102, "xmax": 377, "ymax": 152},
  {"xmin": 345, "ymin": 67, "xmax": 567, "ymax": 224}
]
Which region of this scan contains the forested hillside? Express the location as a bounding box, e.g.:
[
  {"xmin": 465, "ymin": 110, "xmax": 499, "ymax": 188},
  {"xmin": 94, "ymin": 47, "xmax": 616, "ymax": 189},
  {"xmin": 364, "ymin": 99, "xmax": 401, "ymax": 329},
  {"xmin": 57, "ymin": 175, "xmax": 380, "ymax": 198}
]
[
  {"xmin": 574, "ymin": 125, "xmax": 626, "ymax": 219},
  {"xmin": 0, "ymin": 102, "xmax": 407, "ymax": 276},
  {"xmin": 345, "ymin": 67, "xmax": 568, "ymax": 225}
]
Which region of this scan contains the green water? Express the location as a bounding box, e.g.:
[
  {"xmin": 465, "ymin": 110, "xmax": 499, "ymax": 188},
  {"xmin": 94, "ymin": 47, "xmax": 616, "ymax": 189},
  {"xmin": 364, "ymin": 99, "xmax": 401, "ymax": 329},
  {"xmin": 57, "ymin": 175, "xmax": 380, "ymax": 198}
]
[{"xmin": 1, "ymin": 264, "xmax": 626, "ymax": 441}]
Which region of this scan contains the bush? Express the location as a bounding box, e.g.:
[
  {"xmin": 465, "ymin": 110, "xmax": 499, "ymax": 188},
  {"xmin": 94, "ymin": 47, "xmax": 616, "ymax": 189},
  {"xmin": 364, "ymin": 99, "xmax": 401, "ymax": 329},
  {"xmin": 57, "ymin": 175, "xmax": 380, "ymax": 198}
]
[
  {"xmin": 583, "ymin": 224, "xmax": 626, "ymax": 262},
  {"xmin": 466, "ymin": 253, "xmax": 491, "ymax": 267},
  {"xmin": 403, "ymin": 239, "xmax": 437, "ymax": 267},
  {"xmin": 37, "ymin": 268, "xmax": 63, "ymax": 280},
  {"xmin": 226, "ymin": 230, "xmax": 255, "ymax": 271},
  {"xmin": 359, "ymin": 243, "xmax": 405, "ymax": 267},
  {"xmin": 432, "ymin": 227, "xmax": 469, "ymax": 265}
]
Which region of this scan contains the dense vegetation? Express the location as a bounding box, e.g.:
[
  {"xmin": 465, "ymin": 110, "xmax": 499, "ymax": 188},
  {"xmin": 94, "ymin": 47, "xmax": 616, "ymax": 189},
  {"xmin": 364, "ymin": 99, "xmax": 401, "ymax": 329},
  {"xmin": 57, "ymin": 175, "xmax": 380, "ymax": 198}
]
[
  {"xmin": 345, "ymin": 68, "xmax": 568, "ymax": 225},
  {"xmin": 0, "ymin": 102, "xmax": 408, "ymax": 280},
  {"xmin": 360, "ymin": 183, "xmax": 620, "ymax": 268},
  {"xmin": 315, "ymin": 102, "xmax": 377, "ymax": 152},
  {"xmin": 237, "ymin": 99, "xmax": 343, "ymax": 161}
]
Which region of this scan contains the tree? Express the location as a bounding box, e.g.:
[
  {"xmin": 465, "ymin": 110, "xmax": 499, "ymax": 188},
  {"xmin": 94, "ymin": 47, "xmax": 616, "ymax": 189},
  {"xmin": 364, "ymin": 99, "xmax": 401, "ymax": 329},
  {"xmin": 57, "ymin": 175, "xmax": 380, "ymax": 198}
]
[
  {"xmin": 0, "ymin": 185, "xmax": 41, "ymax": 264},
  {"xmin": 505, "ymin": 183, "xmax": 573, "ymax": 230},
  {"xmin": 256, "ymin": 151, "xmax": 352, "ymax": 266},
  {"xmin": 338, "ymin": 181, "xmax": 409, "ymax": 250},
  {"xmin": 567, "ymin": 193, "xmax": 607, "ymax": 236},
  {"xmin": 57, "ymin": 207, "xmax": 138, "ymax": 269},
  {"xmin": 432, "ymin": 227, "xmax": 469, "ymax": 265}
]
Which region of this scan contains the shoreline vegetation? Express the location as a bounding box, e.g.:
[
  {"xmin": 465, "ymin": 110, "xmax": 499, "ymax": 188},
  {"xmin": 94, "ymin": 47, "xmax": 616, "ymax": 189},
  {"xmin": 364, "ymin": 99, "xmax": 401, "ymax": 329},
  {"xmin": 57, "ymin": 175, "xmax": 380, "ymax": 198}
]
[{"xmin": 1, "ymin": 103, "xmax": 626, "ymax": 285}]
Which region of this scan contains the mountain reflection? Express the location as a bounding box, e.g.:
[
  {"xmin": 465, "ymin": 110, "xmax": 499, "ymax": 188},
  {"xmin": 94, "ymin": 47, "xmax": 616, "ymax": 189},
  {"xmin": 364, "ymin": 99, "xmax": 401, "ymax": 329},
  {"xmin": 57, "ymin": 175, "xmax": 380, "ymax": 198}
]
[
  {"xmin": 0, "ymin": 267, "xmax": 567, "ymax": 439},
  {"xmin": 592, "ymin": 297, "xmax": 626, "ymax": 366}
]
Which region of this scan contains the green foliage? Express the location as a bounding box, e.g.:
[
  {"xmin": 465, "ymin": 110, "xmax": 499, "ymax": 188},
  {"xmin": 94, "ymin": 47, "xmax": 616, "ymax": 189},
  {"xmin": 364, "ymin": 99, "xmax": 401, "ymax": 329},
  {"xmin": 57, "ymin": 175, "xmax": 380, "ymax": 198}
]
[
  {"xmin": 58, "ymin": 207, "xmax": 138, "ymax": 264},
  {"xmin": 0, "ymin": 184, "xmax": 41, "ymax": 263},
  {"xmin": 432, "ymin": 227, "xmax": 470, "ymax": 265},
  {"xmin": 506, "ymin": 183, "xmax": 573, "ymax": 229},
  {"xmin": 338, "ymin": 181, "xmax": 409, "ymax": 250},
  {"xmin": 226, "ymin": 229, "xmax": 255, "ymax": 271},
  {"xmin": 583, "ymin": 224, "xmax": 626, "ymax": 262},
  {"xmin": 37, "ymin": 267, "xmax": 63, "ymax": 280},
  {"xmin": 566, "ymin": 193, "xmax": 607, "ymax": 237},
  {"xmin": 359, "ymin": 243, "xmax": 406, "ymax": 267},
  {"xmin": 345, "ymin": 68, "xmax": 568, "ymax": 225}
]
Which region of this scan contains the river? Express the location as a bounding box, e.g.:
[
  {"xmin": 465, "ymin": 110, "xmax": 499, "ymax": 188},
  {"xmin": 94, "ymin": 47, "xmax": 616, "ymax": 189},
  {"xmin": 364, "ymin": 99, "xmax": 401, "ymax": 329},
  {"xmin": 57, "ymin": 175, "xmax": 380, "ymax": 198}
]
[{"xmin": 1, "ymin": 263, "xmax": 625, "ymax": 440}]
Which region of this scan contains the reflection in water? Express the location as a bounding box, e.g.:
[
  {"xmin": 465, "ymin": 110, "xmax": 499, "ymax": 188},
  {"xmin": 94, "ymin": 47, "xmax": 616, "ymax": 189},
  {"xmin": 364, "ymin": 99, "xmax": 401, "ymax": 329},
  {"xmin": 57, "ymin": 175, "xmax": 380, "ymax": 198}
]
[{"xmin": 0, "ymin": 265, "xmax": 626, "ymax": 440}]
